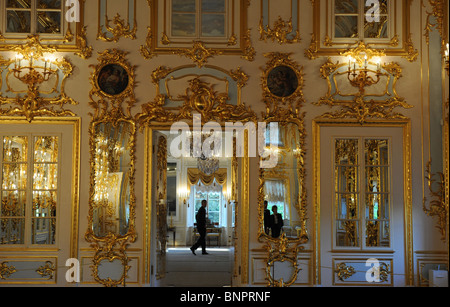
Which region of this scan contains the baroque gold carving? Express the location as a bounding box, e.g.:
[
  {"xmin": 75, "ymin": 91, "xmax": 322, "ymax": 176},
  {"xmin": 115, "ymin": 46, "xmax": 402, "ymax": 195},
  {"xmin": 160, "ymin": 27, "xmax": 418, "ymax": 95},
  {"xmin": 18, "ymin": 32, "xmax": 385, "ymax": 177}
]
[
  {"xmin": 136, "ymin": 76, "xmax": 257, "ymax": 129},
  {"xmin": 142, "ymin": 0, "xmax": 255, "ymax": 62},
  {"xmin": 424, "ymin": 0, "xmax": 448, "ymax": 55},
  {"xmin": 0, "ymin": 262, "xmax": 16, "ymax": 280},
  {"xmin": 423, "ymin": 160, "xmax": 447, "ymax": 242},
  {"xmin": 315, "ymin": 43, "xmax": 413, "ymax": 123},
  {"xmin": 86, "ymin": 49, "xmax": 137, "ymax": 287},
  {"xmin": 97, "ymin": 14, "xmax": 137, "ymax": 42},
  {"xmin": 335, "ymin": 263, "xmax": 356, "ymax": 281},
  {"xmin": 0, "ymin": 35, "xmax": 77, "ymax": 122},
  {"xmin": 264, "ymin": 233, "xmax": 302, "ymax": 287},
  {"xmin": 97, "ymin": 0, "xmax": 137, "ymax": 42},
  {"xmin": 259, "ymin": 17, "xmax": 301, "ymax": 44},
  {"xmin": 36, "ymin": 261, "xmax": 55, "ymax": 280},
  {"xmin": 258, "ymin": 53, "xmax": 308, "ymax": 287},
  {"xmin": 306, "ymin": 0, "xmax": 418, "ymax": 61},
  {"xmin": 174, "ymin": 41, "xmax": 223, "ymax": 68}
]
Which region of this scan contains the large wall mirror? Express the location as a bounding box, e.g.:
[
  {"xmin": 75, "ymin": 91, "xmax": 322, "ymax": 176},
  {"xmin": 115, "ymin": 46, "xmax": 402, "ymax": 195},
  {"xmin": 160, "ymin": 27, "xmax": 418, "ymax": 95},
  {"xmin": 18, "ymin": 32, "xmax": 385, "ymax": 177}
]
[
  {"xmin": 85, "ymin": 49, "xmax": 137, "ymax": 287},
  {"xmin": 258, "ymin": 52, "xmax": 308, "ymax": 287},
  {"xmin": 258, "ymin": 121, "xmax": 308, "ymax": 243},
  {"xmin": 90, "ymin": 120, "xmax": 135, "ymax": 238}
]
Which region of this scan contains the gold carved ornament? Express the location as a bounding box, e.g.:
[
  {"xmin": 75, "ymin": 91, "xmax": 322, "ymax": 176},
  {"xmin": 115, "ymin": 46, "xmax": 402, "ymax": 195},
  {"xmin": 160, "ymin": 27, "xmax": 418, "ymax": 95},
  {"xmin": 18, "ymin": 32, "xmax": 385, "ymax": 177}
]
[
  {"xmin": 305, "ymin": 0, "xmax": 418, "ymax": 62},
  {"xmin": 0, "ymin": 36, "xmax": 78, "ymax": 122},
  {"xmin": 35, "ymin": 261, "xmax": 56, "ymax": 280},
  {"xmin": 85, "ymin": 49, "xmax": 137, "ymax": 287},
  {"xmin": 0, "ymin": 262, "xmax": 17, "ymax": 280},
  {"xmin": 423, "ymin": 160, "xmax": 447, "ymax": 242},
  {"xmin": 136, "ymin": 77, "xmax": 257, "ymax": 129},
  {"xmin": 315, "ymin": 42, "xmax": 413, "ymax": 123},
  {"xmin": 264, "ymin": 233, "xmax": 302, "ymax": 287},
  {"xmin": 259, "ymin": 16, "xmax": 301, "ymax": 45},
  {"xmin": 335, "ymin": 263, "xmax": 356, "ymax": 282},
  {"xmin": 140, "ymin": 0, "xmax": 255, "ymax": 63},
  {"xmin": 258, "ymin": 52, "xmax": 309, "ymax": 287}
]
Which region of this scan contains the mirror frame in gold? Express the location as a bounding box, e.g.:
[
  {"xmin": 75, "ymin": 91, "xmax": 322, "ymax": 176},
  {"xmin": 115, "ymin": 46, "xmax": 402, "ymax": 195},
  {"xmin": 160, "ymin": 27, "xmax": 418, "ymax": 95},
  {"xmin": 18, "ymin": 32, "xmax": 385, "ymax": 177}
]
[
  {"xmin": 85, "ymin": 49, "xmax": 137, "ymax": 287},
  {"xmin": 258, "ymin": 52, "xmax": 308, "ymax": 287}
]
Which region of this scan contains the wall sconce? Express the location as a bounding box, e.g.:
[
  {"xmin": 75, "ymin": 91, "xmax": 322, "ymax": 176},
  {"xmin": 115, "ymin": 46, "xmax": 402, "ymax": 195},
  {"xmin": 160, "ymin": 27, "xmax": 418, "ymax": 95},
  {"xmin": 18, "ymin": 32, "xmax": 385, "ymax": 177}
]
[
  {"xmin": 223, "ymin": 189, "xmax": 232, "ymax": 208},
  {"xmin": 13, "ymin": 52, "xmax": 56, "ymax": 88},
  {"xmin": 178, "ymin": 185, "xmax": 190, "ymax": 207},
  {"xmin": 346, "ymin": 55, "xmax": 382, "ymax": 95}
]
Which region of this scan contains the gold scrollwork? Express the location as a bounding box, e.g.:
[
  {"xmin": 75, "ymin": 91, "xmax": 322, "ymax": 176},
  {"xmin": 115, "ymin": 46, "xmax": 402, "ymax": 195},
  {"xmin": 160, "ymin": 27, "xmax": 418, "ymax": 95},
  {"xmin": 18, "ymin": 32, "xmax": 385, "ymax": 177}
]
[
  {"xmin": 91, "ymin": 252, "xmax": 131, "ymax": 287},
  {"xmin": 97, "ymin": 0, "xmax": 137, "ymax": 42},
  {"xmin": 174, "ymin": 41, "xmax": 223, "ymax": 68},
  {"xmin": 259, "ymin": 17, "xmax": 301, "ymax": 45},
  {"xmin": 315, "ymin": 43, "xmax": 413, "ymax": 123},
  {"xmin": 306, "ymin": 0, "xmax": 418, "ymax": 61},
  {"xmin": 0, "ymin": 35, "xmax": 78, "ymax": 122},
  {"xmin": 36, "ymin": 261, "xmax": 56, "ymax": 280},
  {"xmin": 258, "ymin": 53, "xmax": 308, "ymax": 287},
  {"xmin": 264, "ymin": 233, "xmax": 302, "ymax": 287},
  {"xmin": 136, "ymin": 76, "xmax": 257, "ymax": 128},
  {"xmin": 86, "ymin": 49, "xmax": 137, "ymax": 287},
  {"xmin": 0, "ymin": 262, "xmax": 17, "ymax": 280},
  {"xmin": 335, "ymin": 262, "xmax": 356, "ymax": 281},
  {"xmin": 423, "ymin": 160, "xmax": 447, "ymax": 242},
  {"xmin": 424, "ymin": 0, "xmax": 448, "ymax": 54}
]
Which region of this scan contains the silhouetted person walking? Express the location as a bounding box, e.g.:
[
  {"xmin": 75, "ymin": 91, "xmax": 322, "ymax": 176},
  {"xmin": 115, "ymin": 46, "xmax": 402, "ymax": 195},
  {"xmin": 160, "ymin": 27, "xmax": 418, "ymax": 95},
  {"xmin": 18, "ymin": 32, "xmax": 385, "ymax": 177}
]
[{"xmin": 190, "ymin": 199, "xmax": 209, "ymax": 255}]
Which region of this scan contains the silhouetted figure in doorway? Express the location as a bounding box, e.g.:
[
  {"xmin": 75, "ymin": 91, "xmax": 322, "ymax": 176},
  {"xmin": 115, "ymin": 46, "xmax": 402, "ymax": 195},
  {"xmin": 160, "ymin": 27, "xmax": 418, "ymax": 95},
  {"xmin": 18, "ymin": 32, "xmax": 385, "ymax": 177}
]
[{"xmin": 190, "ymin": 200, "xmax": 209, "ymax": 255}]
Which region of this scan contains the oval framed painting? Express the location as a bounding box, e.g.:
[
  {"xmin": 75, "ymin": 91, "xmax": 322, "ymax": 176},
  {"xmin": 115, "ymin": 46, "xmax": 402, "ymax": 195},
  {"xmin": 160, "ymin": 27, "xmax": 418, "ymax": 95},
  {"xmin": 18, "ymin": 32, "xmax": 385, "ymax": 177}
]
[
  {"xmin": 266, "ymin": 65, "xmax": 299, "ymax": 98},
  {"xmin": 97, "ymin": 63, "xmax": 130, "ymax": 97}
]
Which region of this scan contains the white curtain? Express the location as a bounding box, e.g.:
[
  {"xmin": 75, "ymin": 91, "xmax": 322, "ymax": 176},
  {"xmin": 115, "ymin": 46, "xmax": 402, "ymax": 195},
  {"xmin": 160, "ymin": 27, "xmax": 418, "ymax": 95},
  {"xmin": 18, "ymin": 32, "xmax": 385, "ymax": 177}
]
[{"xmin": 265, "ymin": 180, "xmax": 286, "ymax": 203}]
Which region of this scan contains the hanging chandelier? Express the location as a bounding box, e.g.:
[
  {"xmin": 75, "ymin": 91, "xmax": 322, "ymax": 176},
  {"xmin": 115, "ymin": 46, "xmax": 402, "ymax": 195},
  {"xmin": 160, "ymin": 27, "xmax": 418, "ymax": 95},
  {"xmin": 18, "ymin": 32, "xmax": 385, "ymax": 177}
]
[
  {"xmin": 190, "ymin": 131, "xmax": 221, "ymax": 176},
  {"xmin": 197, "ymin": 152, "xmax": 220, "ymax": 175}
]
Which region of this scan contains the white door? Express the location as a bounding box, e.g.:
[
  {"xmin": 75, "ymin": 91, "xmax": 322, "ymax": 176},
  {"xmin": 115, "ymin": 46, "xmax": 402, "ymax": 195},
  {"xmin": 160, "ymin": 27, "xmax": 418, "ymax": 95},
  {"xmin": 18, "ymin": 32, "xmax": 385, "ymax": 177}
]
[{"xmin": 318, "ymin": 124, "xmax": 409, "ymax": 286}]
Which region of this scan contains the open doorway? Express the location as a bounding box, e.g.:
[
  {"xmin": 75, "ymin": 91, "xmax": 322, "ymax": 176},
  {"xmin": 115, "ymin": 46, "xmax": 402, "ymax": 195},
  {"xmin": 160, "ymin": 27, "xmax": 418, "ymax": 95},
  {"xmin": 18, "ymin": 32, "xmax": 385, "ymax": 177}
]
[{"xmin": 148, "ymin": 129, "xmax": 238, "ymax": 287}]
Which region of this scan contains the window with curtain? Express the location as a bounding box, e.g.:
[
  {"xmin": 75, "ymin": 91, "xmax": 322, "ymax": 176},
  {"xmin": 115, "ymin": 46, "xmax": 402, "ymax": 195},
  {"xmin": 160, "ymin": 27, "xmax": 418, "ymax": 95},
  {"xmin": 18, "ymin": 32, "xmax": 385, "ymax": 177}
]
[
  {"xmin": 1, "ymin": 134, "xmax": 59, "ymax": 245},
  {"xmin": 187, "ymin": 168, "xmax": 227, "ymax": 226},
  {"xmin": 193, "ymin": 181, "xmax": 222, "ymax": 225},
  {"xmin": 264, "ymin": 179, "xmax": 288, "ymax": 219},
  {"xmin": 334, "ymin": 138, "xmax": 390, "ymax": 248}
]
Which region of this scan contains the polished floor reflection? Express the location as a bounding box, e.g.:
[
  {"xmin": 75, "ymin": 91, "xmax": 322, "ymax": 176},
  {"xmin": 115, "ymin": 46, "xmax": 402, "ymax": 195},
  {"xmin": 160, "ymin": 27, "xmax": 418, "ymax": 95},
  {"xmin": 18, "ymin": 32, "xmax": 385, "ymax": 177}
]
[{"xmin": 160, "ymin": 247, "xmax": 234, "ymax": 287}]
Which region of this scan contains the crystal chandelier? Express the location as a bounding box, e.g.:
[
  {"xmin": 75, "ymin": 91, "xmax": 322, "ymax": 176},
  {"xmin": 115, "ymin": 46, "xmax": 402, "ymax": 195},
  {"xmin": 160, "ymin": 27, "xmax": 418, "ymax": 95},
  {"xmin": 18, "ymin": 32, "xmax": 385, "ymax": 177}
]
[
  {"xmin": 197, "ymin": 152, "xmax": 220, "ymax": 175},
  {"xmin": 190, "ymin": 131, "xmax": 221, "ymax": 176}
]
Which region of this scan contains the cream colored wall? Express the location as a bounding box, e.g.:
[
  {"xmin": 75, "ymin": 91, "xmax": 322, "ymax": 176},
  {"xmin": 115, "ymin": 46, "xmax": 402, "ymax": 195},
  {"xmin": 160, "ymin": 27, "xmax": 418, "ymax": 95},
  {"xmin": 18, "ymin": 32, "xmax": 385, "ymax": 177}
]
[
  {"xmin": 1, "ymin": 0, "xmax": 447, "ymax": 286},
  {"xmin": 72, "ymin": 0, "xmax": 448, "ymax": 286}
]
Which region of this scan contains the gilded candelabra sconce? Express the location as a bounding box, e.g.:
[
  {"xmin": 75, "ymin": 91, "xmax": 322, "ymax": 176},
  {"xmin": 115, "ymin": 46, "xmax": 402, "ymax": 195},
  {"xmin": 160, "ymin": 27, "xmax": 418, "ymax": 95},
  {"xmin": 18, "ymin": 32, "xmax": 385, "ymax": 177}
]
[
  {"xmin": 423, "ymin": 161, "xmax": 447, "ymax": 242},
  {"xmin": 259, "ymin": 53, "xmax": 308, "ymax": 287},
  {"xmin": 314, "ymin": 41, "xmax": 413, "ymax": 123},
  {"xmin": 0, "ymin": 36, "xmax": 77, "ymax": 122},
  {"xmin": 85, "ymin": 49, "xmax": 137, "ymax": 287}
]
